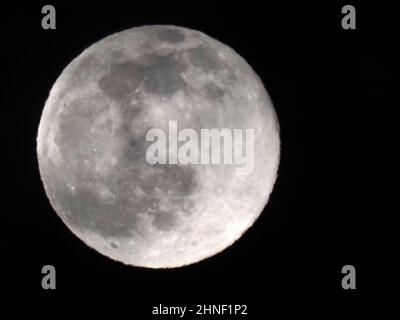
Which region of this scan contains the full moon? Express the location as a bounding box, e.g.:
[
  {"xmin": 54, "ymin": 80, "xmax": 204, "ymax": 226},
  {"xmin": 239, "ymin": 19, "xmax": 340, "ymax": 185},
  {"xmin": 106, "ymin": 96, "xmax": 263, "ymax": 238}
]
[{"xmin": 37, "ymin": 25, "xmax": 280, "ymax": 268}]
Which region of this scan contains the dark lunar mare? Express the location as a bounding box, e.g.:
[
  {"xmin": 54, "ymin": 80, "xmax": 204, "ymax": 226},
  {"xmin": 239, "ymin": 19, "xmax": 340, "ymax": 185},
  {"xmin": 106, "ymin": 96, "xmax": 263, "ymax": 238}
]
[{"xmin": 157, "ymin": 29, "xmax": 186, "ymax": 43}]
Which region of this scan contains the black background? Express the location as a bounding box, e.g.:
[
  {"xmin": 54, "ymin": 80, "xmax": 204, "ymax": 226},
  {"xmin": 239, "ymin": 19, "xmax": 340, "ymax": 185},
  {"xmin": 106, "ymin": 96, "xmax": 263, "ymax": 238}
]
[{"xmin": 2, "ymin": 0, "xmax": 398, "ymax": 305}]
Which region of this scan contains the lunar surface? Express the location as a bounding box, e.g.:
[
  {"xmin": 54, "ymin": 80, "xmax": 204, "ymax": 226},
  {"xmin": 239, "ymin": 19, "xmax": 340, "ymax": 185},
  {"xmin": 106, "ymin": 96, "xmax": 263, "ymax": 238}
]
[{"xmin": 37, "ymin": 25, "xmax": 280, "ymax": 268}]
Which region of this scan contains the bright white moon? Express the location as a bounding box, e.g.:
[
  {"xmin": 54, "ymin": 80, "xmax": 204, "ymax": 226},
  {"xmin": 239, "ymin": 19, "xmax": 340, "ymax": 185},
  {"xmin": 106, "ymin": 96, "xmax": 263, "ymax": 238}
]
[{"xmin": 37, "ymin": 25, "xmax": 280, "ymax": 268}]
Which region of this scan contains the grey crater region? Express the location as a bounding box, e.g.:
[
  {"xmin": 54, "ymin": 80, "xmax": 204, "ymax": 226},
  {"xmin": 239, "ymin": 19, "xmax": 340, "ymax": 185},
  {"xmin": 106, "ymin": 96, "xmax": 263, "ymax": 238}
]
[{"xmin": 37, "ymin": 25, "xmax": 280, "ymax": 268}]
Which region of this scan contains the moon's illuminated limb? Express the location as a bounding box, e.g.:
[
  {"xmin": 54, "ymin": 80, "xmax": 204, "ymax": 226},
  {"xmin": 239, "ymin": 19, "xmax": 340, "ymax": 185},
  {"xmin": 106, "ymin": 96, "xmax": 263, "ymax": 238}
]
[{"xmin": 37, "ymin": 25, "xmax": 280, "ymax": 268}]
